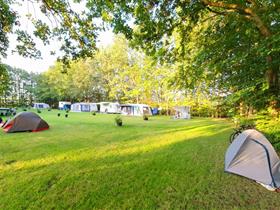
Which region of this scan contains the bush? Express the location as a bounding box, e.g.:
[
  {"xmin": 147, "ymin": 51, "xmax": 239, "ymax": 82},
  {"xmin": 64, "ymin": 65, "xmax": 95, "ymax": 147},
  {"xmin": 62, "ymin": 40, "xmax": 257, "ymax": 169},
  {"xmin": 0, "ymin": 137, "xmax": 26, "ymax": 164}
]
[
  {"xmin": 256, "ymin": 117, "xmax": 280, "ymax": 150},
  {"xmin": 115, "ymin": 115, "xmax": 123, "ymax": 126},
  {"xmin": 233, "ymin": 114, "xmax": 280, "ymax": 150},
  {"xmin": 48, "ymin": 108, "xmax": 51, "ymax": 111},
  {"xmin": 23, "ymin": 108, "xmax": 27, "ymax": 111},
  {"xmin": 231, "ymin": 116, "xmax": 255, "ymax": 128},
  {"xmin": 92, "ymin": 111, "xmax": 96, "ymax": 116},
  {"xmin": 143, "ymin": 115, "xmax": 148, "ymax": 121},
  {"xmin": 37, "ymin": 109, "xmax": 41, "ymax": 113}
]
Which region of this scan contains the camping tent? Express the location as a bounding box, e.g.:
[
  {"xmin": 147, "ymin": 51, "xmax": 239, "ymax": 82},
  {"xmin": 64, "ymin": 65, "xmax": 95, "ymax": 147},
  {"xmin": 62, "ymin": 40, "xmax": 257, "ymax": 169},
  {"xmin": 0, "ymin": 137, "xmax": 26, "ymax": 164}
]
[
  {"xmin": 99, "ymin": 102, "xmax": 120, "ymax": 114},
  {"xmin": 71, "ymin": 103, "xmax": 98, "ymax": 112},
  {"xmin": 121, "ymin": 104, "xmax": 152, "ymax": 116},
  {"xmin": 225, "ymin": 129, "xmax": 280, "ymax": 190},
  {"xmin": 33, "ymin": 103, "xmax": 50, "ymax": 109},
  {"xmin": 2, "ymin": 112, "xmax": 49, "ymax": 133},
  {"xmin": 173, "ymin": 106, "xmax": 191, "ymax": 119}
]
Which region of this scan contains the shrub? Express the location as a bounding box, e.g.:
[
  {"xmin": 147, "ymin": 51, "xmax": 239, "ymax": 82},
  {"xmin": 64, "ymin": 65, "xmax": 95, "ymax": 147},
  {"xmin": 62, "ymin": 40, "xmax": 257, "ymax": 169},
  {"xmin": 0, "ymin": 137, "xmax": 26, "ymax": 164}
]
[
  {"xmin": 115, "ymin": 115, "xmax": 123, "ymax": 126},
  {"xmin": 256, "ymin": 117, "xmax": 280, "ymax": 150},
  {"xmin": 232, "ymin": 116, "xmax": 255, "ymax": 128},
  {"xmin": 23, "ymin": 108, "xmax": 27, "ymax": 111},
  {"xmin": 57, "ymin": 113, "xmax": 61, "ymax": 117},
  {"xmin": 233, "ymin": 113, "xmax": 280, "ymax": 151},
  {"xmin": 48, "ymin": 108, "xmax": 51, "ymax": 111},
  {"xmin": 65, "ymin": 114, "xmax": 68, "ymax": 118},
  {"xmin": 143, "ymin": 114, "xmax": 148, "ymax": 121},
  {"xmin": 92, "ymin": 111, "xmax": 96, "ymax": 116},
  {"xmin": 37, "ymin": 109, "xmax": 41, "ymax": 113}
]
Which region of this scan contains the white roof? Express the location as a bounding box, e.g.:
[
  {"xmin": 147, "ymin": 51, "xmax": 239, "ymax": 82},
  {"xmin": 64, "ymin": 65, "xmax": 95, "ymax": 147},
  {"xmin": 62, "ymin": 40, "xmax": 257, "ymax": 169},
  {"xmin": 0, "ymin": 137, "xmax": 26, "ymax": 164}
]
[
  {"xmin": 99, "ymin": 102, "xmax": 119, "ymax": 105},
  {"xmin": 72, "ymin": 102, "xmax": 96, "ymax": 105},
  {"xmin": 121, "ymin": 104, "xmax": 150, "ymax": 107}
]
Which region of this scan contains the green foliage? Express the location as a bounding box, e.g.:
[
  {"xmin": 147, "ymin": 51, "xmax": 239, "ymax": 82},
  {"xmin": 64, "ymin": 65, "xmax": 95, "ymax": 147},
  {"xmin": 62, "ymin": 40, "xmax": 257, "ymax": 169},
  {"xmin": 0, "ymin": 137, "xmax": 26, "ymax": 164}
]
[
  {"xmin": 255, "ymin": 115, "xmax": 280, "ymax": 150},
  {"xmin": 0, "ymin": 64, "xmax": 9, "ymax": 97},
  {"xmin": 0, "ymin": 0, "xmax": 97, "ymax": 63},
  {"xmin": 232, "ymin": 112, "xmax": 280, "ymax": 149},
  {"xmin": 232, "ymin": 116, "xmax": 256, "ymax": 129},
  {"xmin": 87, "ymin": 0, "xmax": 280, "ymax": 111},
  {"xmin": 1, "ymin": 0, "xmax": 279, "ymax": 112},
  {"xmin": 0, "ymin": 64, "xmax": 37, "ymax": 107}
]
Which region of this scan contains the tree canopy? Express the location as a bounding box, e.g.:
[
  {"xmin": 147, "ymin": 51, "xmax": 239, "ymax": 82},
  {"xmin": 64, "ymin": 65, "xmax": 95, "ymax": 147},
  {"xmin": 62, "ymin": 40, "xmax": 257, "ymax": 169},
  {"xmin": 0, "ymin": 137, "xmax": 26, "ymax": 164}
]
[{"xmin": 0, "ymin": 0, "xmax": 279, "ymax": 112}]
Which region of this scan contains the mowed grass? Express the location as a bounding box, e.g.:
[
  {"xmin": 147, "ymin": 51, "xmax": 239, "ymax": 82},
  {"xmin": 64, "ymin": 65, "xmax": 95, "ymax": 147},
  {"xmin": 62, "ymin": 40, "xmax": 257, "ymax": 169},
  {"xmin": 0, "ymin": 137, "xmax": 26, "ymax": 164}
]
[{"xmin": 0, "ymin": 111, "xmax": 279, "ymax": 209}]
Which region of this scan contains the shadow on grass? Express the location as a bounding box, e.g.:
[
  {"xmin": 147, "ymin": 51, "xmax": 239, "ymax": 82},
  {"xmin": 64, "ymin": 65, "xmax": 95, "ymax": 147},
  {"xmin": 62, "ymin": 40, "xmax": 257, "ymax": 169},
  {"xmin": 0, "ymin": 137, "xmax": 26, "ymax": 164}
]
[
  {"xmin": 0, "ymin": 124, "xmax": 231, "ymax": 172},
  {"xmin": 1, "ymin": 125, "xmax": 276, "ymax": 209}
]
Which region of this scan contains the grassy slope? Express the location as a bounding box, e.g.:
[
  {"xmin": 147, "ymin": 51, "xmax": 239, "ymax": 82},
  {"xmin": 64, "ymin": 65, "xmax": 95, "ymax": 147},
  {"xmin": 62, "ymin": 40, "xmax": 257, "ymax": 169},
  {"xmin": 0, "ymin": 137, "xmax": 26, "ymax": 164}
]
[{"xmin": 0, "ymin": 111, "xmax": 279, "ymax": 209}]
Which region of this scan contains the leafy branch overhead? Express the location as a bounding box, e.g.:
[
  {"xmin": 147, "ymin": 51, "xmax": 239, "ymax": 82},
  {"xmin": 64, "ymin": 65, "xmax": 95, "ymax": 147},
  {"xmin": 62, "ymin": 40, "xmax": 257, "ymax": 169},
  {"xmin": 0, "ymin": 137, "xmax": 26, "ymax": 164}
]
[
  {"xmin": 0, "ymin": 0, "xmax": 279, "ymax": 109},
  {"xmin": 0, "ymin": 0, "xmax": 98, "ymax": 63}
]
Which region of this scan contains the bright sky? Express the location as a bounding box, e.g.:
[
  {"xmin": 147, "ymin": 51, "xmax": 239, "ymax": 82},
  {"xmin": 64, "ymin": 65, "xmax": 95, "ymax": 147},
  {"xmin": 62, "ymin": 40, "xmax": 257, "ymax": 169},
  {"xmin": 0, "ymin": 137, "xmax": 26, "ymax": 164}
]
[
  {"xmin": 3, "ymin": 31, "xmax": 114, "ymax": 73},
  {"xmin": 2, "ymin": 1, "xmax": 114, "ymax": 73}
]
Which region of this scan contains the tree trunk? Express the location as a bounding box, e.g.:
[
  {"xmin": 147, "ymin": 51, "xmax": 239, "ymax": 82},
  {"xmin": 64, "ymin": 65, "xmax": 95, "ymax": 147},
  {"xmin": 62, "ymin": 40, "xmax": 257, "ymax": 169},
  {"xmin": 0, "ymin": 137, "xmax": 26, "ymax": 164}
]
[{"xmin": 202, "ymin": 1, "xmax": 279, "ymax": 104}]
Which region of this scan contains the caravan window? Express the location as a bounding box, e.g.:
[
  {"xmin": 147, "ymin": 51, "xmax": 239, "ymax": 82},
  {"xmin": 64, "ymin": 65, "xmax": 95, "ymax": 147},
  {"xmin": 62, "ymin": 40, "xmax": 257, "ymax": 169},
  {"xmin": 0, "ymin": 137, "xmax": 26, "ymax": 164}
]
[
  {"xmin": 134, "ymin": 106, "xmax": 141, "ymax": 115},
  {"xmin": 123, "ymin": 106, "xmax": 132, "ymax": 115},
  {"xmin": 81, "ymin": 104, "xmax": 90, "ymax": 112}
]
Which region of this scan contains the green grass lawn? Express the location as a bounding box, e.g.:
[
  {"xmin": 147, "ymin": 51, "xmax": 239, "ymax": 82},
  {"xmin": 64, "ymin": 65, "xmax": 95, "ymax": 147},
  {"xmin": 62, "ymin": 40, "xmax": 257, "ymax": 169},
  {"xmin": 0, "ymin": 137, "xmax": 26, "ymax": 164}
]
[{"xmin": 0, "ymin": 111, "xmax": 279, "ymax": 209}]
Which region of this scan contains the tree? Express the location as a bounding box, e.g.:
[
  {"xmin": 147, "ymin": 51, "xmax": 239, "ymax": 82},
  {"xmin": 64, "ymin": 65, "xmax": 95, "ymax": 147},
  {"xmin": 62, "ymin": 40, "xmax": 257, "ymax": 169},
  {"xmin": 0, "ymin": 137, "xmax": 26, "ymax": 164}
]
[
  {"xmin": 0, "ymin": 64, "xmax": 37, "ymax": 106},
  {"xmin": 0, "ymin": 64, "xmax": 9, "ymax": 100},
  {"xmin": 0, "ymin": 0, "xmax": 98, "ymax": 63},
  {"xmin": 84, "ymin": 0, "xmax": 279, "ymax": 109}
]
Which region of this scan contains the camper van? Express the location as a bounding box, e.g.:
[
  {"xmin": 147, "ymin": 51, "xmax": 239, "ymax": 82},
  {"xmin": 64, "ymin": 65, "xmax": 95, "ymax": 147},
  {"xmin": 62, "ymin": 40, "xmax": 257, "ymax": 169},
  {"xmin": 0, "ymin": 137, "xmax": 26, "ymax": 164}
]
[
  {"xmin": 33, "ymin": 103, "xmax": 50, "ymax": 109},
  {"xmin": 121, "ymin": 104, "xmax": 152, "ymax": 116},
  {"xmin": 71, "ymin": 103, "xmax": 98, "ymax": 112},
  {"xmin": 59, "ymin": 101, "xmax": 71, "ymax": 110},
  {"xmin": 99, "ymin": 102, "xmax": 121, "ymax": 114}
]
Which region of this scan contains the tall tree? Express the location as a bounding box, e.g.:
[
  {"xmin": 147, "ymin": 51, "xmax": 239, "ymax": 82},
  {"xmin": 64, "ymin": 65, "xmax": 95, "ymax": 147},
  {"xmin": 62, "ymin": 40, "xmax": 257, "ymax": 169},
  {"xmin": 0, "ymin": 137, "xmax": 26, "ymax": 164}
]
[{"xmin": 84, "ymin": 0, "xmax": 279, "ymax": 109}]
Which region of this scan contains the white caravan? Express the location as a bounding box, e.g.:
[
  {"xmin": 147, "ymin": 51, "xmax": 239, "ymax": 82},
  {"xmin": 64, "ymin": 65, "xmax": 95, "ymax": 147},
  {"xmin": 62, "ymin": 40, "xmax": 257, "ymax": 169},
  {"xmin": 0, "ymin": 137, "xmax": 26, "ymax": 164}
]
[
  {"xmin": 98, "ymin": 102, "xmax": 120, "ymax": 114},
  {"xmin": 33, "ymin": 103, "xmax": 50, "ymax": 109},
  {"xmin": 120, "ymin": 104, "xmax": 152, "ymax": 116},
  {"xmin": 71, "ymin": 103, "xmax": 98, "ymax": 112},
  {"xmin": 59, "ymin": 101, "xmax": 71, "ymax": 110}
]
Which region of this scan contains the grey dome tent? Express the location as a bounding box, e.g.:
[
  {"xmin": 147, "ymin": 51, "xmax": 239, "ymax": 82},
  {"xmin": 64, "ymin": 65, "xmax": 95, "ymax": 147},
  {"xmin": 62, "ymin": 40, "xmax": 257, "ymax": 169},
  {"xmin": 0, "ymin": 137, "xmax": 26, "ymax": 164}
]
[
  {"xmin": 225, "ymin": 129, "xmax": 280, "ymax": 190},
  {"xmin": 2, "ymin": 112, "xmax": 49, "ymax": 133}
]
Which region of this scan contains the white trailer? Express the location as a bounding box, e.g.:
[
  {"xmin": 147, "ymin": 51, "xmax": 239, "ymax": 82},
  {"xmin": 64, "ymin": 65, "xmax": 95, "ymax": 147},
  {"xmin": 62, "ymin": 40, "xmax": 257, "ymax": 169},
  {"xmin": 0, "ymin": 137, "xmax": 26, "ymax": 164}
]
[
  {"xmin": 121, "ymin": 104, "xmax": 152, "ymax": 116},
  {"xmin": 33, "ymin": 103, "xmax": 50, "ymax": 109},
  {"xmin": 99, "ymin": 102, "xmax": 121, "ymax": 114},
  {"xmin": 59, "ymin": 101, "xmax": 71, "ymax": 110},
  {"xmin": 71, "ymin": 103, "xmax": 98, "ymax": 112}
]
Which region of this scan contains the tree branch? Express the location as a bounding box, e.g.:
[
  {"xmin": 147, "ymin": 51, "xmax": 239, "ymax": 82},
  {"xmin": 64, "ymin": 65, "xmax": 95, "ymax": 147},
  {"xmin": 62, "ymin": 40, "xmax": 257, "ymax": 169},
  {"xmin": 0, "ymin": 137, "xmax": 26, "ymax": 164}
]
[
  {"xmin": 201, "ymin": 0, "xmax": 271, "ymax": 37},
  {"xmin": 201, "ymin": 0, "xmax": 249, "ymax": 15}
]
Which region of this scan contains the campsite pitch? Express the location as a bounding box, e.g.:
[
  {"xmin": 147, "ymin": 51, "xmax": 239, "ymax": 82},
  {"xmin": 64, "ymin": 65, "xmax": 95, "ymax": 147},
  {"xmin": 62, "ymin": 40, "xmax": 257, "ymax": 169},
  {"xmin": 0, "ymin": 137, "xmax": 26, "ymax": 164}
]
[{"xmin": 0, "ymin": 112, "xmax": 279, "ymax": 209}]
